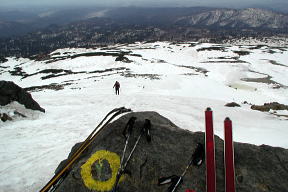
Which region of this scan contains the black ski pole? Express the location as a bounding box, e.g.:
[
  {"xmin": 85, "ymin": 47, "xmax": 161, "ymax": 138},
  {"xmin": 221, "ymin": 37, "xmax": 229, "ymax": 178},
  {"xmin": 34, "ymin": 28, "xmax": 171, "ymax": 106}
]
[
  {"xmin": 120, "ymin": 117, "xmax": 137, "ymax": 165},
  {"xmin": 123, "ymin": 119, "xmax": 151, "ymax": 170},
  {"xmin": 158, "ymin": 143, "xmax": 205, "ymax": 192},
  {"xmin": 113, "ymin": 117, "xmax": 136, "ymax": 192},
  {"xmin": 112, "ymin": 119, "xmax": 152, "ymax": 192},
  {"xmin": 170, "ymin": 143, "xmax": 204, "ymax": 192}
]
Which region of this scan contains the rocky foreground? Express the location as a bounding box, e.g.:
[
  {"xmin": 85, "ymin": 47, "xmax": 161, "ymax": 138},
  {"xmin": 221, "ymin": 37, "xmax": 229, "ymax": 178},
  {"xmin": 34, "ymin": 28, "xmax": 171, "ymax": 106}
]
[{"xmin": 55, "ymin": 112, "xmax": 288, "ymax": 192}]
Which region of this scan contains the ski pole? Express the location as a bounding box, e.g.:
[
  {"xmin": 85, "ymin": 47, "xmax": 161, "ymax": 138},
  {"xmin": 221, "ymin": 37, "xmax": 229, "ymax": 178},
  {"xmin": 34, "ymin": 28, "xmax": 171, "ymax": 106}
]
[
  {"xmin": 113, "ymin": 116, "xmax": 136, "ymax": 192},
  {"xmin": 158, "ymin": 143, "xmax": 205, "ymax": 192},
  {"xmin": 112, "ymin": 119, "xmax": 151, "ymax": 192},
  {"xmin": 113, "ymin": 130, "xmax": 143, "ymax": 192},
  {"xmin": 120, "ymin": 117, "xmax": 137, "ymax": 166},
  {"xmin": 170, "ymin": 143, "xmax": 204, "ymax": 192}
]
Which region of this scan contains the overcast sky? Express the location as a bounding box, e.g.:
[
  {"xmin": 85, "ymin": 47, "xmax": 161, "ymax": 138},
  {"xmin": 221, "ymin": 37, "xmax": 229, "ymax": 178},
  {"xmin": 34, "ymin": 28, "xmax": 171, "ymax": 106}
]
[{"xmin": 1, "ymin": 0, "xmax": 287, "ymax": 9}]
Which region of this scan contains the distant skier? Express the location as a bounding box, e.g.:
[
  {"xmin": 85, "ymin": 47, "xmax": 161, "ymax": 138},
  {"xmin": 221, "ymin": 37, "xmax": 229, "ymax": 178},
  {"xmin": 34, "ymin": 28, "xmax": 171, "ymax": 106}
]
[{"xmin": 113, "ymin": 81, "xmax": 120, "ymax": 95}]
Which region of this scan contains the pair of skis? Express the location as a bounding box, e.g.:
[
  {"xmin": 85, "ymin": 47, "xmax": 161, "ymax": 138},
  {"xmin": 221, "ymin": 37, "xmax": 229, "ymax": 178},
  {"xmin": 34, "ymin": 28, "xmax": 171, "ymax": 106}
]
[
  {"xmin": 158, "ymin": 107, "xmax": 235, "ymax": 192},
  {"xmin": 112, "ymin": 118, "xmax": 152, "ymax": 192},
  {"xmin": 205, "ymin": 107, "xmax": 235, "ymax": 192}
]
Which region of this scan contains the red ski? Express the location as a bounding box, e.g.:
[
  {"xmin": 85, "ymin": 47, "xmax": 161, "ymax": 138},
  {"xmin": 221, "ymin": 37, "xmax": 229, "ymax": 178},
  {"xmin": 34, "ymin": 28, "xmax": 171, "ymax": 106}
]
[
  {"xmin": 224, "ymin": 118, "xmax": 236, "ymax": 192},
  {"xmin": 205, "ymin": 108, "xmax": 216, "ymax": 192}
]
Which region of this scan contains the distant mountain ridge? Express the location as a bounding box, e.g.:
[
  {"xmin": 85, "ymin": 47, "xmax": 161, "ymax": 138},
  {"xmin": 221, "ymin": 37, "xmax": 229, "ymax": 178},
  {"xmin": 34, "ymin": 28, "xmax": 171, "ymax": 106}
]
[
  {"xmin": 174, "ymin": 8, "xmax": 288, "ymax": 29},
  {"xmin": 1, "ymin": 7, "xmax": 288, "ymax": 57},
  {"xmin": 0, "ymin": 7, "xmax": 288, "ymax": 38},
  {"xmin": 95, "ymin": 7, "xmax": 288, "ymax": 30}
]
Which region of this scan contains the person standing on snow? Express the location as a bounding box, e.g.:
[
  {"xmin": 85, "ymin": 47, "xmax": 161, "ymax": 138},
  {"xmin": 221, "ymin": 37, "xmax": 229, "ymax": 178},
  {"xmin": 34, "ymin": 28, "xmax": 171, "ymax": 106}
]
[{"xmin": 113, "ymin": 81, "xmax": 120, "ymax": 95}]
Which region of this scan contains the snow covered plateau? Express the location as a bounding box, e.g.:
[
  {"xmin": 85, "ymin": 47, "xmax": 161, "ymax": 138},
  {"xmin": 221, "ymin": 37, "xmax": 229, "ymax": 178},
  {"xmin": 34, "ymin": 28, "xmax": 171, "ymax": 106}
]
[{"xmin": 0, "ymin": 41, "xmax": 288, "ymax": 191}]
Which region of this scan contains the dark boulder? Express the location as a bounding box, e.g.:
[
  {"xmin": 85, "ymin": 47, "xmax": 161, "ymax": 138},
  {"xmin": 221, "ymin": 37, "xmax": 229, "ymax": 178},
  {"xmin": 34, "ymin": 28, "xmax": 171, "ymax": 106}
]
[
  {"xmin": 0, "ymin": 56, "xmax": 8, "ymax": 63},
  {"xmin": 251, "ymin": 102, "xmax": 288, "ymax": 112},
  {"xmin": 115, "ymin": 55, "xmax": 132, "ymax": 63},
  {"xmin": 54, "ymin": 112, "xmax": 288, "ymax": 192},
  {"xmin": 242, "ymin": 101, "xmax": 249, "ymax": 105},
  {"xmin": 1, "ymin": 113, "xmax": 13, "ymax": 122},
  {"xmin": 0, "ymin": 81, "xmax": 45, "ymax": 112},
  {"xmin": 225, "ymin": 102, "xmax": 241, "ymax": 107}
]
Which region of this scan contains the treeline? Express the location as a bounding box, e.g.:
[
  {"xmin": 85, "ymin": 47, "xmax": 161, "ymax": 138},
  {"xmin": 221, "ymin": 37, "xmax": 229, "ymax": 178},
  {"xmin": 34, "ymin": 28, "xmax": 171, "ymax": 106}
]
[{"xmin": 0, "ymin": 22, "xmax": 286, "ymax": 58}]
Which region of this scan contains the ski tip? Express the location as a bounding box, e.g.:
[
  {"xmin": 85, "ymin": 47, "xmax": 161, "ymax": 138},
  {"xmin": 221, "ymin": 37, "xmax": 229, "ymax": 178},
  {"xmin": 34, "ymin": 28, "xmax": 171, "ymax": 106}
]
[
  {"xmin": 225, "ymin": 117, "xmax": 231, "ymax": 121},
  {"xmin": 206, "ymin": 107, "xmax": 212, "ymax": 111},
  {"xmin": 123, "ymin": 108, "xmax": 133, "ymax": 113}
]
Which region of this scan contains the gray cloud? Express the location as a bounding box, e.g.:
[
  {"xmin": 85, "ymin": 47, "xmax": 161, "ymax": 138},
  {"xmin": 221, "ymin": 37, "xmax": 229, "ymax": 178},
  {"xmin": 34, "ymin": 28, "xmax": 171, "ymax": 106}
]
[{"xmin": 1, "ymin": 0, "xmax": 287, "ymax": 8}]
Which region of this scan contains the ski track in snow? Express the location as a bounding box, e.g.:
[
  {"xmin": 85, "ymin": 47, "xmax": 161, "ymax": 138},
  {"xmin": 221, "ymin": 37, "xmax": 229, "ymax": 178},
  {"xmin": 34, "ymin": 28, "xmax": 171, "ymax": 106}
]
[{"xmin": 0, "ymin": 41, "xmax": 288, "ymax": 192}]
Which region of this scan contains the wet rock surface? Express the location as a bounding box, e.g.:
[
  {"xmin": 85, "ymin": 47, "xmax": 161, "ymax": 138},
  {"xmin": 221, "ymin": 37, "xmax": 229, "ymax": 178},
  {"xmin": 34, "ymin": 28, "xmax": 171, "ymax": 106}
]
[{"xmin": 55, "ymin": 112, "xmax": 288, "ymax": 192}]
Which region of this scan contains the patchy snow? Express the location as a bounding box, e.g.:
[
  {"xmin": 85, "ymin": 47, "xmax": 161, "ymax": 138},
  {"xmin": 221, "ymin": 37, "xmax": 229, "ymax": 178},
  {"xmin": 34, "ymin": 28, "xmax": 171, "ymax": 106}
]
[{"xmin": 0, "ymin": 41, "xmax": 288, "ymax": 192}]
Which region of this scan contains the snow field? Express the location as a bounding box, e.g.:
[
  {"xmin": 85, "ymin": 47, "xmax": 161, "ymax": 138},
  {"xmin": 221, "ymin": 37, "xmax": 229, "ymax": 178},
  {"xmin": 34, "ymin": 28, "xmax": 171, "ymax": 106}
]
[{"xmin": 0, "ymin": 41, "xmax": 288, "ymax": 192}]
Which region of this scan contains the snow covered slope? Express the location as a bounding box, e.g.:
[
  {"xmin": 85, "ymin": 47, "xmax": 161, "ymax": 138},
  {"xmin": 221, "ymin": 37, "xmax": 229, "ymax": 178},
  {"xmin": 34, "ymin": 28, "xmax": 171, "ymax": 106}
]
[{"xmin": 0, "ymin": 41, "xmax": 288, "ymax": 191}]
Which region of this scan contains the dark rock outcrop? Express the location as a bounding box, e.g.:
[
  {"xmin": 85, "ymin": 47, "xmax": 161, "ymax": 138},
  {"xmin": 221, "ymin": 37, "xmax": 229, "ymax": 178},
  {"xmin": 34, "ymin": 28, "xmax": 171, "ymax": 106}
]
[
  {"xmin": 55, "ymin": 112, "xmax": 288, "ymax": 192},
  {"xmin": 225, "ymin": 102, "xmax": 241, "ymax": 107},
  {"xmin": 0, "ymin": 113, "xmax": 13, "ymax": 122},
  {"xmin": 0, "ymin": 56, "xmax": 8, "ymax": 63},
  {"xmin": 0, "ymin": 81, "xmax": 45, "ymax": 112},
  {"xmin": 251, "ymin": 102, "xmax": 288, "ymax": 112},
  {"xmin": 115, "ymin": 55, "xmax": 132, "ymax": 63}
]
